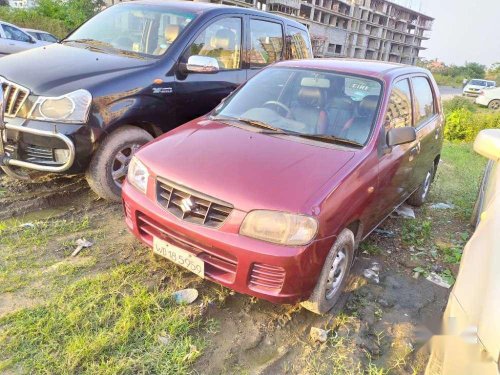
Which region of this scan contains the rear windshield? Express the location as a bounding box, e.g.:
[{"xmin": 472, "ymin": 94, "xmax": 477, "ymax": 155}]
[
  {"xmin": 66, "ymin": 4, "xmax": 196, "ymax": 58},
  {"xmin": 213, "ymin": 67, "xmax": 382, "ymax": 146}
]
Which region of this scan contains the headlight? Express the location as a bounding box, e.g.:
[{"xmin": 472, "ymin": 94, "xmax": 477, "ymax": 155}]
[
  {"xmin": 127, "ymin": 156, "xmax": 149, "ymax": 194},
  {"xmin": 29, "ymin": 89, "xmax": 92, "ymax": 123},
  {"xmin": 240, "ymin": 210, "xmax": 318, "ymax": 246}
]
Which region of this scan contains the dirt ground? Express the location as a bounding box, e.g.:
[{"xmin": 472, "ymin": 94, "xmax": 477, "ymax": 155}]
[{"xmin": 0, "ymin": 161, "xmax": 473, "ymax": 374}]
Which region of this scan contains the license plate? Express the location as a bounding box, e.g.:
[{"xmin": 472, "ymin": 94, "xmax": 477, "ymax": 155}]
[{"xmin": 153, "ymin": 237, "xmax": 204, "ymax": 279}]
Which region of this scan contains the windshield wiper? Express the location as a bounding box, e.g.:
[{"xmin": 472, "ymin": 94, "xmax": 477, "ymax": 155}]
[
  {"xmin": 297, "ymin": 134, "xmax": 363, "ymax": 147},
  {"xmin": 212, "ymin": 115, "xmax": 287, "ymax": 133}
]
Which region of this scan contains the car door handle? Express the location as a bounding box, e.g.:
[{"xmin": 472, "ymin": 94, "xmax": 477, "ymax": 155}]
[{"xmin": 435, "ymin": 127, "xmax": 441, "ymax": 139}]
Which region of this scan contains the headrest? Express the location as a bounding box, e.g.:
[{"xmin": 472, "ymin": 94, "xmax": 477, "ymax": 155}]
[
  {"xmin": 211, "ymin": 29, "xmax": 235, "ymax": 49},
  {"xmin": 164, "ymin": 25, "xmax": 180, "ymax": 43},
  {"xmin": 328, "ymin": 96, "xmax": 352, "ymax": 110},
  {"xmin": 297, "ymin": 87, "xmax": 325, "ymax": 107},
  {"xmin": 358, "ymin": 95, "xmax": 379, "ymax": 117}
]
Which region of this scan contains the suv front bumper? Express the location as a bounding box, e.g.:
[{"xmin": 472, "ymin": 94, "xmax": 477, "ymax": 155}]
[{"xmin": 0, "ymin": 117, "xmax": 96, "ymax": 174}]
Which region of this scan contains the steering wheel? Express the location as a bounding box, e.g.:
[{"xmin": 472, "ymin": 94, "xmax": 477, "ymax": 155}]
[{"xmin": 263, "ymin": 101, "xmax": 293, "ymax": 118}]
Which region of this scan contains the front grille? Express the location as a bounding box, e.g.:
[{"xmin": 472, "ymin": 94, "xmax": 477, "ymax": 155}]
[
  {"xmin": 1, "ymin": 78, "xmax": 30, "ymax": 117},
  {"xmin": 136, "ymin": 212, "xmax": 237, "ymax": 283},
  {"xmin": 249, "ymin": 263, "xmax": 286, "ymax": 292},
  {"xmin": 24, "ymin": 145, "xmax": 57, "ymax": 164},
  {"xmin": 156, "ymin": 178, "xmax": 233, "ymax": 228}
]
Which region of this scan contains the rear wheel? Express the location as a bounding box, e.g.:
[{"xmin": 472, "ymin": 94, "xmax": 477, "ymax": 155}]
[
  {"xmin": 301, "ymin": 229, "xmax": 354, "ymax": 315},
  {"xmin": 488, "ymin": 99, "xmax": 500, "ymax": 110},
  {"xmin": 407, "ymin": 165, "xmax": 435, "ymax": 207},
  {"xmin": 86, "ymin": 126, "xmax": 153, "ymax": 201}
]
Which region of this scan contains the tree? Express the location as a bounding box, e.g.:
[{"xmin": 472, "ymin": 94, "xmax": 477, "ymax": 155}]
[
  {"xmin": 462, "ymin": 62, "xmax": 486, "ymax": 79},
  {"xmin": 37, "ymin": 0, "xmax": 105, "ymax": 30}
]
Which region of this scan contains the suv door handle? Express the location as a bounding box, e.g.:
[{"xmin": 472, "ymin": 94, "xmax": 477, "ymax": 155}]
[{"xmin": 435, "ymin": 126, "xmax": 441, "ymax": 139}]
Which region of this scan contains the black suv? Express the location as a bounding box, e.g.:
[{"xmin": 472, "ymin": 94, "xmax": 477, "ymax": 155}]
[{"xmin": 0, "ymin": 1, "xmax": 312, "ymax": 200}]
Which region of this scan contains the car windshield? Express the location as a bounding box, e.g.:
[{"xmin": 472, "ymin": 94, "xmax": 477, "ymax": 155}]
[
  {"xmin": 470, "ymin": 80, "xmax": 487, "ymax": 86},
  {"xmin": 65, "ymin": 4, "xmax": 196, "ymax": 58},
  {"xmin": 213, "ymin": 67, "xmax": 382, "ymax": 146}
]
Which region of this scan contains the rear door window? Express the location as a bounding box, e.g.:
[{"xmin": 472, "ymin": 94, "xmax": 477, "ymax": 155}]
[
  {"xmin": 249, "ymin": 19, "xmax": 283, "ymax": 68},
  {"xmin": 412, "ymin": 76, "xmax": 436, "ymax": 127},
  {"xmin": 385, "ymin": 79, "xmax": 413, "ymax": 129},
  {"xmin": 286, "ymin": 26, "xmax": 312, "ymax": 59},
  {"xmin": 2, "ymin": 24, "xmax": 31, "ymax": 42}
]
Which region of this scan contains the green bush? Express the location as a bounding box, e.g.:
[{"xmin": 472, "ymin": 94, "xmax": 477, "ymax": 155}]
[
  {"xmin": 444, "ymin": 108, "xmax": 500, "ymax": 142},
  {"xmin": 0, "ymin": 6, "xmax": 69, "ymax": 38},
  {"xmin": 443, "ymin": 97, "xmax": 477, "ymax": 113}
]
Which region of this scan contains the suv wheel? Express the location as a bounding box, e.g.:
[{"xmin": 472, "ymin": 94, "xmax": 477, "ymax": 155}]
[
  {"xmin": 86, "ymin": 126, "xmax": 153, "ymax": 201},
  {"xmin": 301, "ymin": 229, "xmax": 354, "ymax": 315},
  {"xmin": 488, "ymin": 99, "xmax": 500, "ymax": 110},
  {"xmin": 407, "ymin": 166, "xmax": 435, "ymax": 207}
]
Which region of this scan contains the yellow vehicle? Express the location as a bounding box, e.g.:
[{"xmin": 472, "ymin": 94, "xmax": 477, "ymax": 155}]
[{"xmin": 426, "ymin": 129, "xmax": 500, "ymax": 375}]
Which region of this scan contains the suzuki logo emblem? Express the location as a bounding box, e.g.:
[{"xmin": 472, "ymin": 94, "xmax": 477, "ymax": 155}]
[{"xmin": 180, "ymin": 197, "xmax": 194, "ymax": 214}]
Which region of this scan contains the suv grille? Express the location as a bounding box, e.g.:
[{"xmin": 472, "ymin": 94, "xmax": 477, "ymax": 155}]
[
  {"xmin": 1, "ymin": 78, "xmax": 30, "ymax": 117},
  {"xmin": 156, "ymin": 178, "xmax": 233, "ymax": 228}
]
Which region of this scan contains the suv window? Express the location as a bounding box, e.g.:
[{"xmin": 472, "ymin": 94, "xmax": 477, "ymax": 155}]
[
  {"xmin": 2, "ymin": 24, "xmax": 31, "ymax": 43},
  {"xmin": 287, "ymin": 26, "xmax": 312, "ymax": 59},
  {"xmin": 185, "ymin": 17, "xmax": 242, "ymax": 71},
  {"xmin": 249, "ymin": 19, "xmax": 283, "ymax": 68},
  {"xmin": 412, "ymin": 76, "xmax": 435, "ymax": 127},
  {"xmin": 386, "ymin": 79, "xmax": 412, "ymax": 129}
]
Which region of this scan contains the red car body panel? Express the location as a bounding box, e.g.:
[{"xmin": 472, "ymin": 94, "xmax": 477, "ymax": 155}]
[{"xmin": 122, "ymin": 59, "xmax": 444, "ymax": 304}]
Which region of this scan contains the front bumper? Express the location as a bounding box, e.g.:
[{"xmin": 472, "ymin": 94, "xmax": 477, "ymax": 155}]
[
  {"xmin": 122, "ymin": 180, "xmax": 333, "ymax": 304},
  {"xmin": 0, "ymin": 118, "xmax": 94, "ymax": 174},
  {"xmin": 463, "ymin": 89, "xmax": 481, "ymax": 97}
]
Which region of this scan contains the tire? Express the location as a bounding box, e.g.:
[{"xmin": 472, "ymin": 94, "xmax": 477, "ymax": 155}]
[
  {"xmin": 407, "ymin": 165, "xmax": 435, "ymax": 207},
  {"xmin": 86, "ymin": 126, "xmax": 153, "ymax": 201},
  {"xmin": 488, "ymin": 99, "xmax": 500, "ymax": 111},
  {"xmin": 301, "ymin": 229, "xmax": 354, "ymax": 315}
]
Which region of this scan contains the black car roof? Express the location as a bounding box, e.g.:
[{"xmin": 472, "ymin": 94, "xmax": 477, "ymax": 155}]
[{"xmin": 121, "ymin": 0, "xmax": 307, "ymax": 30}]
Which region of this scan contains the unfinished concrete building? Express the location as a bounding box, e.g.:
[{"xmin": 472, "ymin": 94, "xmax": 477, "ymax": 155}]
[{"xmin": 204, "ymin": 0, "xmax": 433, "ymax": 65}]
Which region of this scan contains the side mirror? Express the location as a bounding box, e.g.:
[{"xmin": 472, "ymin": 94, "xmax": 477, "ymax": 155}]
[
  {"xmin": 387, "ymin": 126, "xmax": 417, "ymax": 147},
  {"xmin": 474, "ymin": 129, "xmax": 500, "ymax": 161},
  {"xmin": 184, "ymin": 55, "xmax": 219, "ymax": 74}
]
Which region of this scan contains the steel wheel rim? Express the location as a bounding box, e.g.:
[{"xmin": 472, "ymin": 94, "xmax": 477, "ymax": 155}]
[
  {"xmin": 325, "ymin": 247, "xmax": 347, "ymax": 300},
  {"xmin": 421, "ymin": 171, "xmax": 432, "ymax": 200},
  {"xmin": 112, "ymin": 144, "xmax": 140, "ymax": 188},
  {"xmin": 491, "ymin": 101, "xmax": 500, "ymax": 110}
]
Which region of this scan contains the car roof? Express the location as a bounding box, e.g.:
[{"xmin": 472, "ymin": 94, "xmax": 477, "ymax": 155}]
[
  {"xmin": 23, "ymin": 28, "xmax": 49, "ymax": 34},
  {"xmin": 0, "ymin": 20, "xmax": 23, "ymax": 29},
  {"xmin": 274, "ymin": 58, "xmax": 430, "ymax": 80},
  {"xmin": 120, "ymin": 0, "xmax": 307, "ymax": 29}
]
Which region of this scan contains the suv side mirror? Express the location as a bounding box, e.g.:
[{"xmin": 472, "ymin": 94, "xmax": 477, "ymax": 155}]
[
  {"xmin": 184, "ymin": 55, "xmax": 219, "ymax": 74},
  {"xmin": 387, "ymin": 127, "xmax": 417, "ymax": 146},
  {"xmin": 474, "ymin": 129, "xmax": 500, "ymax": 161}
]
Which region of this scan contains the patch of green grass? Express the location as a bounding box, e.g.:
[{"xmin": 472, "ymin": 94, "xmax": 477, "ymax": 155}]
[
  {"xmin": 0, "ymin": 217, "xmax": 92, "ymax": 293},
  {"xmin": 401, "ymin": 219, "xmax": 432, "ymax": 246},
  {"xmin": 430, "ymin": 142, "xmax": 487, "ymax": 217},
  {"xmin": 359, "ymin": 241, "xmax": 383, "ymax": 256},
  {"xmin": 0, "ymin": 265, "xmax": 203, "ymax": 374}
]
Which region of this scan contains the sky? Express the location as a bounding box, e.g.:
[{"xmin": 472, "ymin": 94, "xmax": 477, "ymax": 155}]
[{"xmin": 416, "ymin": 0, "xmax": 500, "ymax": 67}]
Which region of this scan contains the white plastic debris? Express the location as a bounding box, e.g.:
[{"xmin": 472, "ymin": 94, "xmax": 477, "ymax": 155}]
[
  {"xmin": 392, "ymin": 204, "xmax": 416, "ymax": 219},
  {"xmin": 363, "ymin": 262, "xmax": 381, "ymax": 284},
  {"xmin": 158, "ymin": 333, "xmax": 172, "ymax": 346},
  {"xmin": 310, "ymin": 327, "xmax": 329, "ymax": 343},
  {"xmin": 71, "ymin": 238, "xmax": 93, "ymax": 257},
  {"xmin": 426, "ymin": 272, "xmax": 451, "ymax": 289},
  {"xmin": 430, "ymin": 203, "xmax": 455, "ymax": 210},
  {"xmin": 172, "ymin": 288, "xmax": 199, "ymax": 305},
  {"xmin": 19, "ymin": 222, "xmax": 35, "ymax": 229}
]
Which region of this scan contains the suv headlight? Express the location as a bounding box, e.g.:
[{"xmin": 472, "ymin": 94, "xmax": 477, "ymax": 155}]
[
  {"xmin": 29, "ymin": 89, "xmax": 92, "ymax": 123},
  {"xmin": 240, "ymin": 210, "xmax": 318, "ymax": 246},
  {"xmin": 127, "ymin": 156, "xmax": 149, "ymax": 194}
]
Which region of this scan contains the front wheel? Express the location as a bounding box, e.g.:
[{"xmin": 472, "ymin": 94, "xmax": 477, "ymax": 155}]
[
  {"xmin": 407, "ymin": 166, "xmax": 435, "ymax": 207},
  {"xmin": 301, "ymin": 229, "xmax": 354, "ymax": 315},
  {"xmin": 86, "ymin": 126, "xmax": 153, "ymax": 201}
]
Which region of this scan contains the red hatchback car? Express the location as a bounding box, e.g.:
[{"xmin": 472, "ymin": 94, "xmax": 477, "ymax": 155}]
[{"xmin": 122, "ymin": 59, "xmax": 444, "ymax": 314}]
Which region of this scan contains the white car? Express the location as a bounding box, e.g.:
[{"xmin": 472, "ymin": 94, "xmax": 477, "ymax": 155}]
[
  {"xmin": 476, "ymin": 86, "xmax": 500, "ymax": 110},
  {"xmin": 23, "ymin": 28, "xmax": 58, "ymax": 43},
  {"xmin": 463, "ymin": 79, "xmax": 496, "ymax": 97},
  {"xmin": 0, "ymin": 21, "xmax": 50, "ymax": 57},
  {"xmin": 426, "ymin": 129, "xmax": 500, "ymax": 375}
]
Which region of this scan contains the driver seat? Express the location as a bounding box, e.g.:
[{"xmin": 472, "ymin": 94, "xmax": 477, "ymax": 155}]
[{"xmin": 291, "ymin": 87, "xmax": 328, "ymax": 133}]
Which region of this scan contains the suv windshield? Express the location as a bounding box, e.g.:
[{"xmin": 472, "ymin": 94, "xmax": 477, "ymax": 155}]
[
  {"xmin": 213, "ymin": 67, "xmax": 382, "ymax": 146},
  {"xmin": 65, "ymin": 4, "xmax": 196, "ymax": 58},
  {"xmin": 470, "ymin": 80, "xmax": 487, "ymax": 86}
]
